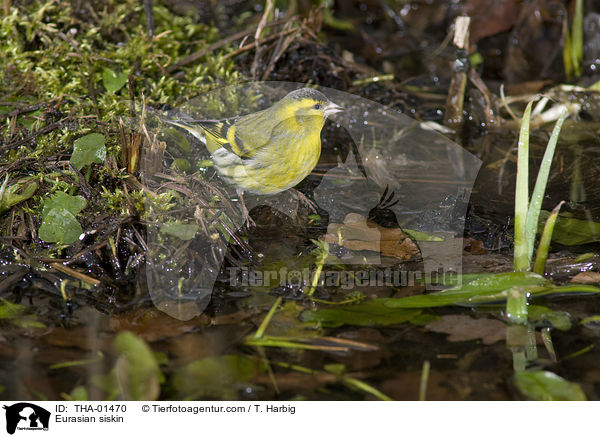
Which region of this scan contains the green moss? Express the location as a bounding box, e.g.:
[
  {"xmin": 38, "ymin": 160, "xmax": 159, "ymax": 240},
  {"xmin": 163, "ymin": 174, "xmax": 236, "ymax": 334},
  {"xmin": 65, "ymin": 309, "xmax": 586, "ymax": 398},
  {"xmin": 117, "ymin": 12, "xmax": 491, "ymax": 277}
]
[{"xmin": 0, "ymin": 0, "xmax": 243, "ymax": 243}]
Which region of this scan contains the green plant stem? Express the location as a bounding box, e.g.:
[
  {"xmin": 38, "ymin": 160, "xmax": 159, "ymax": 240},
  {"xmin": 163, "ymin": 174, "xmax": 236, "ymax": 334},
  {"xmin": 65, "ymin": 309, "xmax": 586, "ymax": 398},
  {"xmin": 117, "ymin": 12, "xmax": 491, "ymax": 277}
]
[
  {"xmin": 419, "ymin": 360, "xmax": 430, "ymax": 401},
  {"xmin": 307, "ymin": 243, "xmax": 328, "ymax": 297},
  {"xmin": 273, "ymin": 361, "xmax": 392, "ymax": 401},
  {"xmin": 572, "ymin": 0, "xmax": 583, "ymax": 77},
  {"xmin": 506, "ymin": 287, "xmax": 528, "ymax": 325},
  {"xmin": 533, "ymin": 201, "xmax": 565, "ymax": 274},
  {"xmin": 514, "ymin": 101, "xmax": 533, "ymax": 271},
  {"xmin": 525, "ymin": 108, "xmax": 568, "ymax": 259},
  {"xmin": 253, "ymin": 296, "xmax": 282, "ymax": 339}
]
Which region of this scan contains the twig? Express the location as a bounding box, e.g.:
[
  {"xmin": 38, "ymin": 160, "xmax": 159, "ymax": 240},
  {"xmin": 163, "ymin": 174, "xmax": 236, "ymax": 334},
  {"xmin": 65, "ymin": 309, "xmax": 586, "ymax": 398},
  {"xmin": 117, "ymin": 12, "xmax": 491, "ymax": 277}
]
[
  {"xmin": 468, "ymin": 69, "xmax": 495, "ymax": 126},
  {"xmin": 443, "ymin": 16, "xmax": 470, "ymax": 127},
  {"xmin": 0, "ymin": 102, "xmax": 48, "ymax": 122},
  {"xmin": 251, "ymin": 0, "xmax": 275, "ymax": 79},
  {"xmin": 1, "ymin": 117, "xmax": 71, "ymax": 152},
  {"xmin": 260, "ymin": 26, "xmax": 301, "ymax": 80},
  {"xmin": 143, "ymin": 0, "xmax": 154, "ymax": 38},
  {"xmin": 167, "ymin": 17, "xmax": 292, "ymax": 73},
  {"xmin": 48, "ymin": 262, "xmax": 101, "ymax": 286},
  {"xmin": 223, "ymin": 27, "xmax": 299, "ymax": 59}
]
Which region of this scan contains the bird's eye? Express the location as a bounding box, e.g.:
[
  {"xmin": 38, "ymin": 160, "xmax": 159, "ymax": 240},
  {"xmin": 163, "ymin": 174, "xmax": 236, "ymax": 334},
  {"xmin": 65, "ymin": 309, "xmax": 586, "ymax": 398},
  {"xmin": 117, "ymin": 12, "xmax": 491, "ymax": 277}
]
[{"xmin": 313, "ymin": 103, "xmax": 322, "ymax": 110}]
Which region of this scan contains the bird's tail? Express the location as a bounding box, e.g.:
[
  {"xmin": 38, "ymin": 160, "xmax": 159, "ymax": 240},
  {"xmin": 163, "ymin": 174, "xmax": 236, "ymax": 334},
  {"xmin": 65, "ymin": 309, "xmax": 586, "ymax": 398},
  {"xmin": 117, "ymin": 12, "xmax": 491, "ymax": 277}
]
[{"xmin": 163, "ymin": 118, "xmax": 207, "ymax": 146}]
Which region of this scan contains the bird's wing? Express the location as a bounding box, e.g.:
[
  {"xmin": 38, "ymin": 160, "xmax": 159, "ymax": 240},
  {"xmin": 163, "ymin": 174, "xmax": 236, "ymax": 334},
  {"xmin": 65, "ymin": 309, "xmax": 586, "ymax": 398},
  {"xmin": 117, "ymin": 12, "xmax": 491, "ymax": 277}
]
[
  {"xmin": 166, "ymin": 107, "xmax": 283, "ymax": 158},
  {"xmin": 228, "ymin": 108, "xmax": 287, "ymax": 156}
]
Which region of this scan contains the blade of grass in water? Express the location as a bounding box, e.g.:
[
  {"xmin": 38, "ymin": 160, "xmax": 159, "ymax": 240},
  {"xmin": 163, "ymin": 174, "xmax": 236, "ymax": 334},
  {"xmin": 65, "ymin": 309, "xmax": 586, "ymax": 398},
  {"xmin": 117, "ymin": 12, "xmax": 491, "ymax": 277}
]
[
  {"xmin": 563, "ymin": 19, "xmax": 573, "ymax": 78},
  {"xmin": 383, "ymin": 273, "xmax": 600, "ymax": 309},
  {"xmin": 525, "ymin": 109, "xmax": 568, "ymax": 260},
  {"xmin": 533, "ymin": 201, "xmax": 565, "ymax": 274},
  {"xmin": 514, "ymin": 101, "xmax": 533, "ymax": 271},
  {"xmin": 506, "ymin": 287, "xmax": 528, "ymax": 324},
  {"xmin": 572, "ymin": 0, "xmax": 584, "ymax": 77},
  {"xmin": 253, "ymin": 296, "xmax": 282, "ymax": 339},
  {"xmin": 419, "ymin": 360, "xmax": 430, "ymax": 401}
]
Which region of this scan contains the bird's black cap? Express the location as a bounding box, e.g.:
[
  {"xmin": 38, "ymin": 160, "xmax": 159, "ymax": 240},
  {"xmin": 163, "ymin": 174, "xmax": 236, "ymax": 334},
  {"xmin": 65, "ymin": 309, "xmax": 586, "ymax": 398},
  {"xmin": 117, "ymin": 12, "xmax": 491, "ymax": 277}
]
[{"xmin": 285, "ymin": 88, "xmax": 330, "ymax": 102}]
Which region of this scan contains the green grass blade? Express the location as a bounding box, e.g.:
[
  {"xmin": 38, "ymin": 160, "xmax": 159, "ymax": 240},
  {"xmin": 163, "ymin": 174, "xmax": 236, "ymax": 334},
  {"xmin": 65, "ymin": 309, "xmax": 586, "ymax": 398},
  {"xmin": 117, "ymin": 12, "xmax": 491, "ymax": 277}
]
[
  {"xmin": 572, "ymin": 0, "xmax": 584, "ymax": 77},
  {"xmin": 514, "ymin": 101, "xmax": 534, "ymax": 271},
  {"xmin": 533, "ymin": 201, "xmax": 565, "ymax": 274},
  {"xmin": 525, "ymin": 108, "xmax": 568, "ymax": 259},
  {"xmin": 506, "ymin": 287, "xmax": 528, "ymax": 325},
  {"xmin": 563, "ymin": 19, "xmax": 573, "ymax": 79}
]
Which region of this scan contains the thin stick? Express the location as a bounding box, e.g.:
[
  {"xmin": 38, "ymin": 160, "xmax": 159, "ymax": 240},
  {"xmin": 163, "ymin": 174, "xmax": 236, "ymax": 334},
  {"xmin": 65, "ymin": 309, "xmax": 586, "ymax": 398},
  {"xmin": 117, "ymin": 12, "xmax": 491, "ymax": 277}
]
[
  {"xmin": 253, "ymin": 296, "xmax": 282, "ymax": 339},
  {"xmin": 167, "ymin": 18, "xmax": 291, "ymax": 72},
  {"xmin": 49, "ymin": 262, "xmax": 101, "ymax": 286},
  {"xmin": 143, "ymin": 0, "xmax": 154, "ymax": 38},
  {"xmin": 443, "ymin": 16, "xmax": 470, "ymax": 127}
]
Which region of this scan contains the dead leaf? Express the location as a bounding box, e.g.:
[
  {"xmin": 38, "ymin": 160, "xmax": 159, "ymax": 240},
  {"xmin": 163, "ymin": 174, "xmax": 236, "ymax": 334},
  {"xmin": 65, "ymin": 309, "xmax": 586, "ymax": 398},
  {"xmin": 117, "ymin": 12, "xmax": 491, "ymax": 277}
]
[
  {"xmin": 109, "ymin": 308, "xmax": 199, "ymax": 342},
  {"xmin": 571, "ymin": 271, "xmax": 600, "ymax": 284},
  {"xmin": 426, "ymin": 315, "xmax": 506, "ymax": 344},
  {"xmin": 463, "ymin": 0, "xmax": 520, "ymax": 42},
  {"xmin": 322, "ymin": 213, "xmax": 421, "ymax": 261},
  {"xmin": 463, "ymin": 238, "xmax": 488, "ymax": 254}
]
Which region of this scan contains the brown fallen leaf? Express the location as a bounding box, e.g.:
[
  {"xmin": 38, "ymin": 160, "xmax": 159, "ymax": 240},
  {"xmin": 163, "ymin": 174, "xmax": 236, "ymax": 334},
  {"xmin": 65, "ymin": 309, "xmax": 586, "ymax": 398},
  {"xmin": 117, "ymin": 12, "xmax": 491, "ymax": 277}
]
[
  {"xmin": 463, "ymin": 0, "xmax": 520, "ymax": 43},
  {"xmin": 322, "ymin": 213, "xmax": 421, "ymax": 261},
  {"xmin": 463, "ymin": 238, "xmax": 489, "ymax": 255},
  {"xmin": 426, "ymin": 315, "xmax": 506, "ymax": 345},
  {"xmin": 571, "ymin": 271, "xmax": 600, "ymax": 284}
]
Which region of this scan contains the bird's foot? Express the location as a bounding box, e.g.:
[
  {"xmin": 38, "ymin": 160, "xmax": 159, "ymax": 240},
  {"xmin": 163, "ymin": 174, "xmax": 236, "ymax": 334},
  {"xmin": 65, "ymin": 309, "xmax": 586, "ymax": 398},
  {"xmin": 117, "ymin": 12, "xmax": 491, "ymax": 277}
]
[
  {"xmin": 294, "ymin": 190, "xmax": 318, "ymax": 214},
  {"xmin": 239, "ymin": 193, "xmax": 256, "ymax": 228}
]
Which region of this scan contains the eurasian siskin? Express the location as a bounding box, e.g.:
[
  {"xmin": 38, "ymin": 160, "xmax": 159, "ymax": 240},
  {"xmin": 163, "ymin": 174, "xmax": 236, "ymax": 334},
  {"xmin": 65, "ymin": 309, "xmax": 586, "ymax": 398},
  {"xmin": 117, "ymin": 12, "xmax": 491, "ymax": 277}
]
[{"xmin": 166, "ymin": 88, "xmax": 343, "ymax": 196}]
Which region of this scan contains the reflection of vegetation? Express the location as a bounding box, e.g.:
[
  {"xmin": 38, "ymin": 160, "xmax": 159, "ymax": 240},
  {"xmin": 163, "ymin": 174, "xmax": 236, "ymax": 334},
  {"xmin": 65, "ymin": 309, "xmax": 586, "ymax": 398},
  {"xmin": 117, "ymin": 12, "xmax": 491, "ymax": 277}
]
[
  {"xmin": 92, "ymin": 331, "xmax": 164, "ymax": 401},
  {"xmin": 515, "ymin": 370, "xmax": 586, "ymax": 401},
  {"xmin": 0, "ymin": 299, "xmax": 45, "ymax": 329},
  {"xmin": 563, "ymin": 0, "xmax": 584, "ymax": 79},
  {"xmin": 540, "ymin": 210, "xmax": 600, "ymax": 245}
]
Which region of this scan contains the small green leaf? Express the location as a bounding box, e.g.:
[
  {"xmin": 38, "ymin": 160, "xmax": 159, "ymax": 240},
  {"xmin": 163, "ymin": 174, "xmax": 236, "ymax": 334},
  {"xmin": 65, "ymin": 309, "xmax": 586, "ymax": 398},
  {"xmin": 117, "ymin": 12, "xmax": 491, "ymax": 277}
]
[
  {"xmin": 166, "ymin": 128, "xmax": 191, "ymax": 154},
  {"xmin": 173, "ymin": 355, "xmax": 260, "ymax": 400},
  {"xmin": 385, "ymin": 272, "xmax": 548, "ymax": 308},
  {"xmin": 71, "ymin": 133, "xmax": 106, "ymax": 170},
  {"xmin": 528, "ymin": 305, "xmax": 572, "ymax": 331},
  {"xmin": 324, "ymin": 363, "xmax": 346, "ymax": 375},
  {"xmin": 171, "ymin": 158, "xmax": 192, "ymax": 173},
  {"xmin": 39, "ymin": 208, "xmax": 83, "ymax": 244},
  {"xmin": 113, "ymin": 331, "xmax": 162, "ymax": 401},
  {"xmin": 0, "ymin": 299, "xmax": 24, "ymax": 320},
  {"xmin": 515, "ymin": 370, "xmax": 586, "ymax": 401},
  {"xmin": 160, "ymin": 222, "xmax": 199, "ymax": 240},
  {"xmin": 42, "ymin": 191, "xmax": 86, "ymax": 217},
  {"xmin": 540, "ymin": 211, "xmax": 600, "ymax": 245},
  {"xmin": 102, "ymin": 68, "xmax": 129, "ymax": 93},
  {"xmin": 300, "ymin": 299, "xmax": 421, "ymax": 327},
  {"xmin": 404, "ymin": 229, "xmax": 444, "ymax": 242},
  {"xmin": 0, "ymin": 299, "xmax": 45, "ymax": 328},
  {"xmin": 63, "ymin": 386, "xmax": 88, "ymax": 401}
]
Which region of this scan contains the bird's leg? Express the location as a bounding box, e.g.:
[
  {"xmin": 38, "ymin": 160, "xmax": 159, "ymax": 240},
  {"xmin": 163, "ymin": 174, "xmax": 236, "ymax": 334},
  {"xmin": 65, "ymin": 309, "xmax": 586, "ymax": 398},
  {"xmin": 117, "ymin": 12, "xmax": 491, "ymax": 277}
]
[
  {"xmin": 237, "ymin": 190, "xmax": 255, "ymax": 227},
  {"xmin": 293, "ymin": 189, "xmax": 318, "ymax": 214}
]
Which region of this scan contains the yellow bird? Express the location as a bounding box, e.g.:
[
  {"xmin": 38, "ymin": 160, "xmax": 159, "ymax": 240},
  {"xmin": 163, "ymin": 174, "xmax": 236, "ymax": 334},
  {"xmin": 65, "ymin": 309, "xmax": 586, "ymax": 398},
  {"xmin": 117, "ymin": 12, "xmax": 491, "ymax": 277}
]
[{"xmin": 166, "ymin": 88, "xmax": 343, "ymax": 196}]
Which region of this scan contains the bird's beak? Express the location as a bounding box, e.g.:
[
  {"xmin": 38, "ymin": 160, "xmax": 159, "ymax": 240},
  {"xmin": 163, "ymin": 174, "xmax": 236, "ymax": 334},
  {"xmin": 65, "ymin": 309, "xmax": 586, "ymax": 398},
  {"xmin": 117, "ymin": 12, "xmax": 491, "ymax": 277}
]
[{"xmin": 324, "ymin": 102, "xmax": 344, "ymax": 117}]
